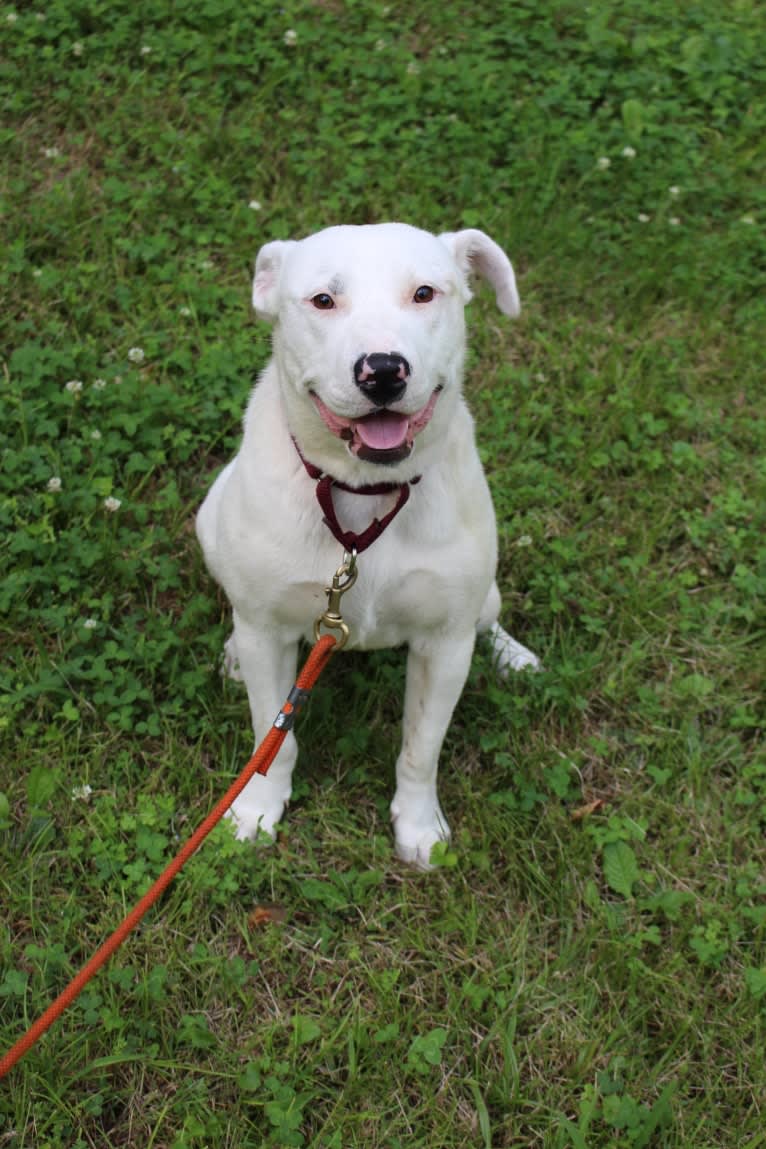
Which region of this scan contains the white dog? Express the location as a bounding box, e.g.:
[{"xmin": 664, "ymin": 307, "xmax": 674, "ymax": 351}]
[{"xmin": 196, "ymin": 222, "xmax": 539, "ymax": 868}]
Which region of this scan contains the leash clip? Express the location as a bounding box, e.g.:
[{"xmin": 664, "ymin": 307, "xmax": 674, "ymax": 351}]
[{"xmin": 313, "ymin": 550, "xmax": 358, "ymax": 650}]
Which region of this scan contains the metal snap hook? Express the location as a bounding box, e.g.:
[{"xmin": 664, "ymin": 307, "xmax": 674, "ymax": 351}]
[{"xmin": 313, "ymin": 549, "xmax": 358, "ymax": 649}]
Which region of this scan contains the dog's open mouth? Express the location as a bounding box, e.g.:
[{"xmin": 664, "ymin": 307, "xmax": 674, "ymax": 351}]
[{"xmin": 311, "ymin": 390, "xmax": 441, "ymax": 464}]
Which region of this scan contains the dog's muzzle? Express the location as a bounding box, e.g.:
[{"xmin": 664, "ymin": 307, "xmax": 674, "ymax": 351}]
[{"xmin": 311, "ymin": 382, "xmax": 442, "ymax": 466}]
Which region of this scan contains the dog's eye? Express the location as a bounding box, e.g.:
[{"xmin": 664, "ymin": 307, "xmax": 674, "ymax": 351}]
[
  {"xmin": 311, "ymin": 293, "xmax": 335, "ymax": 310},
  {"xmin": 413, "ymin": 285, "xmax": 435, "ymax": 303}
]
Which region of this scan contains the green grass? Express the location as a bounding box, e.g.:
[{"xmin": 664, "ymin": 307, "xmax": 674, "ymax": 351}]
[{"xmin": 1, "ymin": 1, "xmax": 765, "ymax": 1145}]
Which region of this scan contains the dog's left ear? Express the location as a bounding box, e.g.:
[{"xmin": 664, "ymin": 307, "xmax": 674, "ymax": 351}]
[
  {"xmin": 438, "ymin": 229, "xmax": 520, "ymax": 317},
  {"xmin": 252, "ymin": 239, "xmax": 297, "ymax": 321}
]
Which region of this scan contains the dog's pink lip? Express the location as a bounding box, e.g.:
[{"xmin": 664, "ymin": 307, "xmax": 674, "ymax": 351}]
[{"xmin": 310, "ymin": 389, "xmax": 441, "ymax": 459}]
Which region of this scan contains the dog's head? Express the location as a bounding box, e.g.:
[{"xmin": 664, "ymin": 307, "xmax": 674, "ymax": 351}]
[{"xmin": 252, "ymin": 223, "xmax": 519, "ymax": 480}]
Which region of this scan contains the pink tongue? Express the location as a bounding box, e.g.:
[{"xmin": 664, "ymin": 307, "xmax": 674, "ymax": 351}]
[{"xmin": 355, "ymin": 411, "xmax": 409, "ymax": 450}]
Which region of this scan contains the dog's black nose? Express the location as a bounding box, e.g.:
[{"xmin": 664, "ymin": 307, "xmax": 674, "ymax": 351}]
[{"xmin": 353, "ymin": 352, "xmax": 410, "ymax": 406}]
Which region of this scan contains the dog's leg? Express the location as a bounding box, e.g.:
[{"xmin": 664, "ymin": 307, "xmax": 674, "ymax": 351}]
[
  {"xmin": 391, "ymin": 632, "xmax": 476, "ymax": 869},
  {"xmin": 226, "ymin": 616, "xmax": 299, "ymax": 841},
  {"xmin": 478, "ymin": 581, "xmax": 540, "ymax": 675}
]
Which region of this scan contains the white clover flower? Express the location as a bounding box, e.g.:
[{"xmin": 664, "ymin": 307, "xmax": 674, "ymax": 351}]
[
  {"xmin": 90, "ymin": 429, "xmax": 102, "ymax": 441},
  {"xmin": 71, "ymin": 783, "xmax": 93, "ymax": 800},
  {"xmin": 637, "ymin": 213, "xmax": 650, "ymax": 223},
  {"xmin": 248, "ymin": 199, "xmax": 262, "ymax": 211},
  {"xmin": 597, "ymin": 156, "xmax": 611, "ymax": 170},
  {"xmin": 47, "ymin": 476, "xmax": 62, "ymax": 492},
  {"xmin": 516, "ymin": 535, "xmax": 533, "ymax": 548},
  {"xmin": 32, "ymin": 268, "xmax": 43, "ymax": 278},
  {"xmin": 199, "ymin": 259, "xmax": 214, "ymax": 271},
  {"xmin": 6, "ymin": 10, "xmax": 18, "ymax": 23},
  {"xmin": 140, "ymin": 44, "xmax": 152, "ymax": 55},
  {"xmin": 374, "ymin": 38, "xmax": 386, "ymax": 51},
  {"xmin": 36, "ymin": 11, "xmax": 45, "ymax": 20},
  {"xmin": 284, "ymin": 28, "xmax": 297, "ymax": 46},
  {"xmin": 65, "ymin": 379, "xmax": 83, "ymax": 394},
  {"xmin": 740, "ymin": 214, "xmax": 755, "ymax": 226},
  {"xmin": 179, "ymin": 306, "xmax": 192, "ymax": 317},
  {"xmin": 534, "ymin": 372, "xmax": 547, "ymax": 383},
  {"xmin": 92, "ymin": 377, "xmax": 107, "ymax": 390},
  {"xmin": 622, "ymin": 146, "xmax": 636, "ymax": 158},
  {"xmin": 669, "ymin": 185, "xmax": 681, "ymax": 197},
  {"xmin": 103, "ymin": 496, "xmax": 122, "ymax": 512},
  {"xmin": 83, "ymin": 618, "xmax": 98, "ymax": 630},
  {"xmin": 669, "ymin": 216, "xmax": 681, "ymax": 227},
  {"xmin": 127, "ymin": 346, "xmax": 145, "ymax": 364},
  {"xmin": 72, "ymin": 41, "xmax": 84, "ymax": 56},
  {"xmin": 406, "ymin": 60, "xmax": 420, "ymax": 76},
  {"xmin": 42, "ymin": 146, "xmax": 61, "ymax": 159}
]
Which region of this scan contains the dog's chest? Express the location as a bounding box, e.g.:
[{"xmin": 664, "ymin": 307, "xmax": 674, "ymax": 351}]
[
  {"xmin": 272, "ymin": 510, "xmax": 487, "ymax": 648},
  {"xmin": 216, "ymin": 441, "xmax": 496, "ymax": 647},
  {"xmin": 275, "ymin": 563, "xmax": 462, "ymax": 650}
]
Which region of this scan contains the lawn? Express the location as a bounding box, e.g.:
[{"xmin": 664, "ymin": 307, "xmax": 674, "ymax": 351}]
[{"xmin": 1, "ymin": 1, "xmax": 765, "ymax": 1145}]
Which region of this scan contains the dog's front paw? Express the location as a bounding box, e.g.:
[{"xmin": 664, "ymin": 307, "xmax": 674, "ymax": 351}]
[
  {"xmin": 227, "ymin": 778, "xmax": 289, "ymax": 841},
  {"xmin": 391, "ymin": 802, "xmax": 451, "ymax": 870}
]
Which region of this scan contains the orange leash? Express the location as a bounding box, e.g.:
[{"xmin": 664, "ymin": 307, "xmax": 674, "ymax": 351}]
[{"xmin": 0, "ymin": 633, "xmax": 338, "ymax": 1081}]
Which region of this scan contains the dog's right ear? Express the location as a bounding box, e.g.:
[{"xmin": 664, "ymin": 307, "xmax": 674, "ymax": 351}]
[{"xmin": 252, "ymin": 240, "xmax": 296, "ymax": 321}]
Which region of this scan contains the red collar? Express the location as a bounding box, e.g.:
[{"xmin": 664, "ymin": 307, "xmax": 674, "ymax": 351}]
[{"xmin": 293, "ymin": 439, "xmax": 421, "ymax": 554}]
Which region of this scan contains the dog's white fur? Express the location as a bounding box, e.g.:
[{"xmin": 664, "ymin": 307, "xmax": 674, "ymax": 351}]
[{"xmin": 196, "ymin": 222, "xmax": 538, "ymax": 868}]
